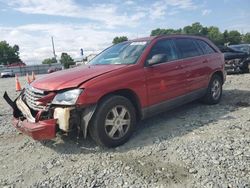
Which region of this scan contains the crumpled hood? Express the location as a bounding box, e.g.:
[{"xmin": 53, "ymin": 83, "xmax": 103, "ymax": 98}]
[{"xmin": 31, "ymin": 65, "xmax": 127, "ymax": 91}]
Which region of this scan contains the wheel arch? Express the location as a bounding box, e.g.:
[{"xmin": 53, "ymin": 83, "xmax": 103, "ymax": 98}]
[
  {"xmin": 97, "ymin": 89, "xmax": 142, "ymax": 121},
  {"xmin": 211, "ymin": 70, "xmax": 225, "ymax": 84}
]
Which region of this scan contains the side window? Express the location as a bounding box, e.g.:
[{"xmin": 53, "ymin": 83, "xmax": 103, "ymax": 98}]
[
  {"xmin": 147, "ymin": 39, "xmax": 178, "ymax": 64},
  {"xmin": 174, "ymin": 38, "xmax": 203, "ymax": 59},
  {"xmin": 196, "ymin": 40, "xmax": 216, "ymax": 54}
]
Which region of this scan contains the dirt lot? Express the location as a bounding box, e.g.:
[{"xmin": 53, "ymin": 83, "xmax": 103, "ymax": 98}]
[{"xmin": 0, "ymin": 74, "xmax": 249, "ymax": 188}]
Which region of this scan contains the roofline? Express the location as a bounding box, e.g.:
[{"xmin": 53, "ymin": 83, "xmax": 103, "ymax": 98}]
[
  {"xmin": 129, "ymin": 36, "xmax": 157, "ymax": 42},
  {"xmin": 129, "ymin": 34, "xmax": 211, "ymax": 42}
]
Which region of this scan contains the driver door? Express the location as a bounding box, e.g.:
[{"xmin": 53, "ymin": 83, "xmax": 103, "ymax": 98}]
[{"xmin": 144, "ymin": 39, "xmax": 188, "ymax": 107}]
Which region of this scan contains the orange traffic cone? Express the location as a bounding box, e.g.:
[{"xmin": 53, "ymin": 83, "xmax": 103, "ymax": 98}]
[
  {"xmin": 26, "ymin": 73, "xmax": 31, "ymax": 84},
  {"xmin": 15, "ymin": 74, "xmax": 22, "ymax": 91},
  {"xmin": 31, "ymin": 71, "xmax": 36, "ymax": 81}
]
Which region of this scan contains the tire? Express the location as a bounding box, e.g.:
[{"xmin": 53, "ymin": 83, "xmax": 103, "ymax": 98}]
[
  {"xmin": 240, "ymin": 62, "xmax": 250, "ymax": 73},
  {"xmin": 89, "ymin": 95, "xmax": 136, "ymax": 148},
  {"xmin": 202, "ymin": 74, "xmax": 223, "ymax": 105}
]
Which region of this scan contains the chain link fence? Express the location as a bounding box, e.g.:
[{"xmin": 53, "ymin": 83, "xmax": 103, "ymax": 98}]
[{"xmin": 0, "ymin": 63, "xmax": 62, "ymax": 76}]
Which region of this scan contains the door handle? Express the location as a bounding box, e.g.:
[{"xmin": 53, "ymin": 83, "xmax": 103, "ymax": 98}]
[
  {"xmin": 174, "ymin": 66, "xmax": 179, "ymax": 69},
  {"xmin": 174, "ymin": 65, "xmax": 185, "ymax": 69},
  {"xmin": 180, "ymin": 65, "xmax": 185, "ymax": 68}
]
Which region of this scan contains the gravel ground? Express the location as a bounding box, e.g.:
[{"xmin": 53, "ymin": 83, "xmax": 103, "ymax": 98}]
[{"xmin": 0, "ymin": 74, "xmax": 249, "ymax": 188}]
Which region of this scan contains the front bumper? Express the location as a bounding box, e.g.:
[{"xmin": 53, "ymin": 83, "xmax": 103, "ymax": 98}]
[
  {"xmin": 12, "ymin": 118, "xmax": 57, "ymax": 140},
  {"xmin": 3, "ymin": 91, "xmax": 57, "ymax": 140},
  {"xmin": 225, "ymin": 63, "xmax": 242, "ymax": 73}
]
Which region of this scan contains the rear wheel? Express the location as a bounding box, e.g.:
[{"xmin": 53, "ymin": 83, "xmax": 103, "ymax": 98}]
[
  {"xmin": 89, "ymin": 95, "xmax": 136, "ymax": 148},
  {"xmin": 202, "ymin": 74, "xmax": 222, "ymax": 105}
]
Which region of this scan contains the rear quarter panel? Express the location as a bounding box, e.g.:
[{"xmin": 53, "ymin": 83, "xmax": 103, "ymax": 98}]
[
  {"xmin": 194, "ymin": 37, "xmax": 225, "ymax": 85},
  {"xmin": 207, "ymin": 52, "xmax": 226, "ymax": 84},
  {"xmin": 202, "ymin": 38, "xmax": 226, "ymax": 83}
]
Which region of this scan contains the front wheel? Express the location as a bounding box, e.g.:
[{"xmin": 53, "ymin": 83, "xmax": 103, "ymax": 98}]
[
  {"xmin": 240, "ymin": 62, "xmax": 250, "ymax": 73},
  {"xmin": 202, "ymin": 74, "xmax": 223, "ymax": 105},
  {"xmin": 89, "ymin": 95, "xmax": 136, "ymax": 148}
]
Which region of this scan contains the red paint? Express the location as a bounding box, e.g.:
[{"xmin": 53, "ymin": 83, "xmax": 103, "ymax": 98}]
[
  {"xmin": 13, "ymin": 118, "xmax": 57, "ymax": 140},
  {"xmin": 13, "ymin": 35, "xmax": 225, "ymax": 140},
  {"xmin": 36, "ymin": 92, "xmax": 56, "ymax": 105},
  {"xmin": 160, "ymin": 80, "xmax": 166, "ymax": 91},
  {"xmin": 31, "ymin": 35, "xmax": 225, "ymax": 109},
  {"xmin": 31, "ymin": 65, "xmax": 128, "ymax": 91},
  {"xmin": 76, "ymin": 35, "xmax": 224, "ymax": 108}
]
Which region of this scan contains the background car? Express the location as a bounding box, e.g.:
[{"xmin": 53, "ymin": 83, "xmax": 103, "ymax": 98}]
[
  {"xmin": 219, "ymin": 45, "xmax": 250, "ymax": 74},
  {"xmin": 229, "ymin": 44, "xmax": 250, "ymax": 54},
  {"xmin": 1, "ymin": 69, "xmax": 15, "ymax": 78},
  {"xmin": 47, "ymin": 67, "xmax": 62, "ymax": 73}
]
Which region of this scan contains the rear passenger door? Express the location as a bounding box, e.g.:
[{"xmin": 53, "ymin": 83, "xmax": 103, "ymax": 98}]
[
  {"xmin": 173, "ymin": 38, "xmax": 208, "ymax": 93},
  {"xmin": 144, "ymin": 39, "xmax": 188, "ymax": 106}
]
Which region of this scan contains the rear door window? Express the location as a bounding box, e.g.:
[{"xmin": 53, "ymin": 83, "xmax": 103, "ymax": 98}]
[
  {"xmin": 196, "ymin": 40, "xmax": 216, "ymax": 54},
  {"xmin": 174, "ymin": 38, "xmax": 203, "ymax": 59}
]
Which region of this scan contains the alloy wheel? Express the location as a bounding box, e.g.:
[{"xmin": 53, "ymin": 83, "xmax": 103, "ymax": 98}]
[
  {"xmin": 211, "ymin": 79, "xmax": 221, "ymax": 100},
  {"xmin": 104, "ymin": 105, "xmax": 131, "ymax": 140}
]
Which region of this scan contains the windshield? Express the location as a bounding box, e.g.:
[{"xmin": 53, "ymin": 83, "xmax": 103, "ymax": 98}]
[
  {"xmin": 229, "ymin": 45, "xmax": 250, "ymax": 54},
  {"xmin": 89, "ymin": 41, "xmax": 148, "ymax": 65}
]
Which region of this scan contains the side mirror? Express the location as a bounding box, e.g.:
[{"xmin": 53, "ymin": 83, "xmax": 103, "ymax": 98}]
[{"xmin": 148, "ymin": 54, "xmax": 167, "ymax": 65}]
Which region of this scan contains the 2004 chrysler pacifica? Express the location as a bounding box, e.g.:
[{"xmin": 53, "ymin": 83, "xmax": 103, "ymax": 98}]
[{"xmin": 4, "ymin": 35, "xmax": 226, "ymax": 147}]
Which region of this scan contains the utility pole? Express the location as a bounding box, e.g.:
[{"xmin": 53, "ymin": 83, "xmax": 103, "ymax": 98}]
[{"xmin": 51, "ymin": 36, "xmax": 56, "ymax": 60}]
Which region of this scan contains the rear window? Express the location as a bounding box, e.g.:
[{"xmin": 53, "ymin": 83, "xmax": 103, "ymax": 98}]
[
  {"xmin": 174, "ymin": 38, "xmax": 203, "ymax": 59},
  {"xmin": 196, "ymin": 40, "xmax": 216, "ymax": 54}
]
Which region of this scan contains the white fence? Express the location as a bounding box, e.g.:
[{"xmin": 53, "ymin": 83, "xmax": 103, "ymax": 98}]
[{"xmin": 0, "ymin": 63, "xmax": 62, "ymax": 76}]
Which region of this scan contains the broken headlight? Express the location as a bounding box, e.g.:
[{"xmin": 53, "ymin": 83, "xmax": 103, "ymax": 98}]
[{"xmin": 52, "ymin": 89, "xmax": 83, "ymax": 105}]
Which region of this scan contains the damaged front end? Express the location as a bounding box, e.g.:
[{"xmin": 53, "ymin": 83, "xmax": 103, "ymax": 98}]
[
  {"xmin": 225, "ymin": 58, "xmax": 246, "ymax": 74},
  {"xmin": 3, "ymin": 85, "xmax": 96, "ymax": 140}
]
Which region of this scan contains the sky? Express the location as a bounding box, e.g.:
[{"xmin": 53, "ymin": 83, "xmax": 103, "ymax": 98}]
[{"xmin": 0, "ymin": 0, "xmax": 249, "ymax": 64}]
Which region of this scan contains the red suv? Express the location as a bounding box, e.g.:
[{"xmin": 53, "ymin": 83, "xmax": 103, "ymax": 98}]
[{"xmin": 4, "ymin": 35, "xmax": 226, "ymax": 147}]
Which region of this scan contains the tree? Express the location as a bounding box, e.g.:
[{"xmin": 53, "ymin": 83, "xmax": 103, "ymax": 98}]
[
  {"xmin": 200, "ymin": 27, "xmax": 208, "ymax": 36},
  {"xmin": 149, "ymin": 22, "xmax": 247, "ymax": 46},
  {"xmin": 183, "ymin": 22, "xmax": 203, "ymax": 35},
  {"xmin": 150, "ymin": 28, "xmax": 182, "ymax": 36},
  {"xmin": 0, "ymin": 41, "xmax": 20, "ymax": 65},
  {"xmin": 60, "ymin": 53, "xmax": 74, "ymax": 69},
  {"xmin": 227, "ymin": 30, "xmax": 242, "ymax": 44},
  {"xmin": 223, "ymin": 30, "xmax": 229, "ymax": 44},
  {"xmin": 42, "ymin": 57, "xmax": 57, "ymax": 64},
  {"xmin": 112, "ymin": 36, "xmax": 128, "ymax": 44},
  {"xmin": 207, "ymin": 26, "xmax": 224, "ymax": 45},
  {"xmin": 243, "ymin": 33, "xmax": 250, "ymax": 43},
  {"xmin": 13, "ymin": 45, "xmax": 19, "ymax": 55}
]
